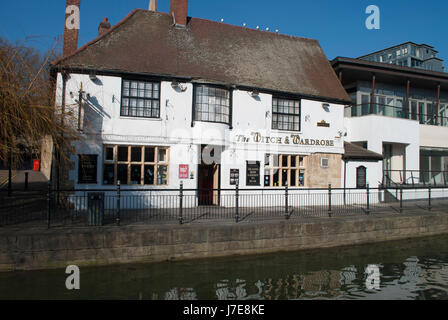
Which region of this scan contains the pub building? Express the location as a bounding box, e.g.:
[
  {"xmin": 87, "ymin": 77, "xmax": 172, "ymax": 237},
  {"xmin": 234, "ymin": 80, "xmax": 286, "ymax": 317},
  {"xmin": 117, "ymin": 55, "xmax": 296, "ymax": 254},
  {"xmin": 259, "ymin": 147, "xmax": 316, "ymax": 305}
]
[{"xmin": 52, "ymin": 0, "xmax": 363, "ymax": 205}]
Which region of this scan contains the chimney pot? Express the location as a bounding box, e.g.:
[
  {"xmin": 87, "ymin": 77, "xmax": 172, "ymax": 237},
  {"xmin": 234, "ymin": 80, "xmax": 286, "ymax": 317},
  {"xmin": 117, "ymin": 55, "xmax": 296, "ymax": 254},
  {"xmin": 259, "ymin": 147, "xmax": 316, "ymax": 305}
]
[
  {"xmin": 98, "ymin": 17, "xmax": 111, "ymax": 37},
  {"xmin": 149, "ymin": 0, "xmax": 157, "ymax": 11},
  {"xmin": 170, "ymin": 0, "xmax": 188, "ymax": 27}
]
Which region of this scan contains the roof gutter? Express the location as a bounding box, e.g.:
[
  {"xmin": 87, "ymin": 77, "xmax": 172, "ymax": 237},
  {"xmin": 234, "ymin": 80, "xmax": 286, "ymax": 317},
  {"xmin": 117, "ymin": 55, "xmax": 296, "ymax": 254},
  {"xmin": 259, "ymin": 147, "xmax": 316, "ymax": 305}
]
[{"xmin": 51, "ymin": 66, "xmax": 353, "ymax": 106}]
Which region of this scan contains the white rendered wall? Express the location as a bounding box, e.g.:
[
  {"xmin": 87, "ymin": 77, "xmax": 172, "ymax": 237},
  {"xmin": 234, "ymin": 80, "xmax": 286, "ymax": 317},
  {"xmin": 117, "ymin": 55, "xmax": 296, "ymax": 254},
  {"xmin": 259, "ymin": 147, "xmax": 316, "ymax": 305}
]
[
  {"xmin": 420, "ymin": 124, "xmax": 448, "ymax": 149},
  {"xmin": 56, "ymin": 72, "xmax": 347, "ymax": 190},
  {"xmin": 343, "ymin": 160, "xmax": 383, "ymax": 189},
  {"xmin": 344, "ymin": 115, "xmax": 420, "ymax": 173}
]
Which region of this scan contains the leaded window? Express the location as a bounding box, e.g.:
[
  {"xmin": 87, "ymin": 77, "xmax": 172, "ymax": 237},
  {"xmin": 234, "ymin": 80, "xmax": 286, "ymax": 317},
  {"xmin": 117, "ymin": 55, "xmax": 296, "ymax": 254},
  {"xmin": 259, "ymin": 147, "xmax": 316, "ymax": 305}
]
[
  {"xmin": 121, "ymin": 80, "xmax": 160, "ymax": 118},
  {"xmin": 272, "ymin": 97, "xmax": 301, "ymax": 131},
  {"xmin": 194, "ymin": 85, "xmax": 231, "ymax": 124}
]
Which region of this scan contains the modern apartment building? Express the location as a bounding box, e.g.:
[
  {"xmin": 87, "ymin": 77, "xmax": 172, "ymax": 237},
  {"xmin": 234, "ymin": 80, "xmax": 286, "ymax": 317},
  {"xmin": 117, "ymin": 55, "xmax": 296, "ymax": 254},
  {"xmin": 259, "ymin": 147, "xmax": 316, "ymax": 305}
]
[
  {"xmin": 358, "ymin": 42, "xmax": 446, "ymax": 72},
  {"xmin": 332, "ymin": 45, "xmax": 448, "ymax": 187}
]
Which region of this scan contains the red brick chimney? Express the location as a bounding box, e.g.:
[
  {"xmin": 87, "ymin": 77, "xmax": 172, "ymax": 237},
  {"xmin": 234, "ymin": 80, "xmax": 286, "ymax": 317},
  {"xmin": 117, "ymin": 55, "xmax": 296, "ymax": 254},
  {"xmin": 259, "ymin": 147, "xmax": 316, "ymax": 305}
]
[
  {"xmin": 63, "ymin": 0, "xmax": 81, "ymax": 57},
  {"xmin": 98, "ymin": 18, "xmax": 111, "ymax": 37},
  {"xmin": 170, "ymin": 0, "xmax": 188, "ymax": 27}
]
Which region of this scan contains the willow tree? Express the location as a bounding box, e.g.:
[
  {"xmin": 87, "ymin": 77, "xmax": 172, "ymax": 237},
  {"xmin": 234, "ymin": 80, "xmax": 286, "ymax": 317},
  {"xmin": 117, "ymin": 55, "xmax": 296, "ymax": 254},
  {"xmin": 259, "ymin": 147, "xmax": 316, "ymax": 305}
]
[{"xmin": 0, "ymin": 37, "xmax": 78, "ymax": 193}]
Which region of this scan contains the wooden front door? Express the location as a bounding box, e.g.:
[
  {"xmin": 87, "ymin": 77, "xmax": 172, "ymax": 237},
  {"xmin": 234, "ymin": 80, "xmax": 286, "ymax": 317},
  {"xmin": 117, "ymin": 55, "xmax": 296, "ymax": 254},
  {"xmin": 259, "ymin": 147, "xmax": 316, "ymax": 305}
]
[{"xmin": 198, "ymin": 164, "xmax": 216, "ymax": 206}]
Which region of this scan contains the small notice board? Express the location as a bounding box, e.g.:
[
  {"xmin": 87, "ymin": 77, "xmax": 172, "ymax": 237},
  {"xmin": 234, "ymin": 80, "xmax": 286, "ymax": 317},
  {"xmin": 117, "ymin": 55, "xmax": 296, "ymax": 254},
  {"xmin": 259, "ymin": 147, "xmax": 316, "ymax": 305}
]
[
  {"xmin": 179, "ymin": 164, "xmax": 189, "ymax": 179},
  {"xmin": 230, "ymin": 169, "xmax": 240, "ymax": 185}
]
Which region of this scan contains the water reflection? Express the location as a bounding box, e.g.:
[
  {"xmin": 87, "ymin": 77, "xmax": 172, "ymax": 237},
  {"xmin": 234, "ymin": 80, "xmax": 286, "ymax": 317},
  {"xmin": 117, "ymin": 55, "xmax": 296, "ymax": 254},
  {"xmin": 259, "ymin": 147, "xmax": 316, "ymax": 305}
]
[
  {"xmin": 162, "ymin": 257, "xmax": 444, "ymax": 300},
  {"xmin": 1, "ymin": 235, "xmax": 448, "ymax": 300}
]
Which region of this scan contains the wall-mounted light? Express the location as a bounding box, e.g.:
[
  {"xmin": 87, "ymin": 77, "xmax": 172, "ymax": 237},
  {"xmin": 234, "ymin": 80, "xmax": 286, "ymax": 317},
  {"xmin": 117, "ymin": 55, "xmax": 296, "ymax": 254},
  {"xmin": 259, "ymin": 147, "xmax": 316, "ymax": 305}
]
[
  {"xmin": 89, "ymin": 72, "xmax": 98, "ymax": 81},
  {"xmin": 322, "ymin": 103, "xmax": 330, "ymax": 112},
  {"xmin": 171, "ymin": 81, "xmax": 187, "ymax": 92},
  {"xmin": 250, "ymin": 90, "xmax": 259, "ymax": 98}
]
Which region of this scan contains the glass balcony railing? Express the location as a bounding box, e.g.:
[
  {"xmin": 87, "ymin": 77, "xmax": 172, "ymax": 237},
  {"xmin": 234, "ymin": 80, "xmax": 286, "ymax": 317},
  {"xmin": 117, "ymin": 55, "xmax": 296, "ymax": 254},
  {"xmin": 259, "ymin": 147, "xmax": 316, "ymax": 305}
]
[
  {"xmin": 346, "ymin": 103, "xmax": 448, "ymax": 127},
  {"xmin": 383, "ymin": 170, "xmax": 448, "ymax": 187}
]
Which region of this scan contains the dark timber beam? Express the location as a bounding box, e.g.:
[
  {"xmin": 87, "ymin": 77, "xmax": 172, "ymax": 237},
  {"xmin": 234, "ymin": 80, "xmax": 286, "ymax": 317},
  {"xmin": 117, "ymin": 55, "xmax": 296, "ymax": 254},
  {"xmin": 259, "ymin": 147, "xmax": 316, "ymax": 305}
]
[
  {"xmin": 370, "ymin": 74, "xmax": 376, "ymax": 114},
  {"xmin": 435, "ymin": 83, "xmax": 441, "ymax": 124}
]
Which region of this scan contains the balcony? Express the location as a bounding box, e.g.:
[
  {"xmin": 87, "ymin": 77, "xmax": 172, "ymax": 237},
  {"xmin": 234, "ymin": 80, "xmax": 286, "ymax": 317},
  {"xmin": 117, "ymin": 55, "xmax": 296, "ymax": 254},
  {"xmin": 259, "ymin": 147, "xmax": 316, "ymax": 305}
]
[{"xmin": 346, "ymin": 103, "xmax": 448, "ymax": 127}]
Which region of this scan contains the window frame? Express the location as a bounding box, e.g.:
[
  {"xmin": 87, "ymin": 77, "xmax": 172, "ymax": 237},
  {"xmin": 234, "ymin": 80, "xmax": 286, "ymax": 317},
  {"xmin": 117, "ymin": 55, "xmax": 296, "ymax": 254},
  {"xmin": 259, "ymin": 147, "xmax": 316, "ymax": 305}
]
[
  {"xmin": 120, "ymin": 79, "xmax": 161, "ymax": 119},
  {"xmin": 192, "ymin": 84, "xmax": 233, "ymax": 127},
  {"xmin": 320, "ymin": 157, "xmax": 329, "ymax": 168},
  {"xmin": 272, "ymin": 96, "xmax": 301, "ymax": 132},
  {"xmin": 102, "ymin": 145, "xmax": 170, "ymax": 186}
]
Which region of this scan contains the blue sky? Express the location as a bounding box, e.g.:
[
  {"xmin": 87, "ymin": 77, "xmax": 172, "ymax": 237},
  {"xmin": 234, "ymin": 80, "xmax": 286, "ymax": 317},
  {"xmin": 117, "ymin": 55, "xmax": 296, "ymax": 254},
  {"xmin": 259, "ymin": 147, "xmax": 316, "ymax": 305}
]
[{"xmin": 0, "ymin": 0, "xmax": 447, "ymax": 65}]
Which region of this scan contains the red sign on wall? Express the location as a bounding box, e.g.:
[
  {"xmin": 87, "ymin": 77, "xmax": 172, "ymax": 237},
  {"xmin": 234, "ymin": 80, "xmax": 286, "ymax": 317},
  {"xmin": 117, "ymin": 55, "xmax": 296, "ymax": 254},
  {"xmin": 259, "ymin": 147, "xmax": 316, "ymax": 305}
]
[{"xmin": 179, "ymin": 165, "xmax": 189, "ymax": 179}]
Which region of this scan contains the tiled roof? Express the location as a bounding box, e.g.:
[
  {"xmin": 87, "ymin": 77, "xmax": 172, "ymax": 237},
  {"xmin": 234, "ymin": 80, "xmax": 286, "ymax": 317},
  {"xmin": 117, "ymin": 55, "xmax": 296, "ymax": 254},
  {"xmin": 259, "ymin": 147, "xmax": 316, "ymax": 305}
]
[
  {"xmin": 52, "ymin": 9, "xmax": 351, "ymax": 103},
  {"xmin": 343, "ymin": 142, "xmax": 383, "ymax": 161}
]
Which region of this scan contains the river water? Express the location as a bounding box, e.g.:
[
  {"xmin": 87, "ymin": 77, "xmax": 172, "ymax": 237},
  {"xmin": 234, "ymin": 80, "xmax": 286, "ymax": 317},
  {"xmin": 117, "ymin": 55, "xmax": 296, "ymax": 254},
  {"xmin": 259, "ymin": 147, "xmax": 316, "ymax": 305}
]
[{"xmin": 1, "ymin": 235, "xmax": 448, "ymax": 300}]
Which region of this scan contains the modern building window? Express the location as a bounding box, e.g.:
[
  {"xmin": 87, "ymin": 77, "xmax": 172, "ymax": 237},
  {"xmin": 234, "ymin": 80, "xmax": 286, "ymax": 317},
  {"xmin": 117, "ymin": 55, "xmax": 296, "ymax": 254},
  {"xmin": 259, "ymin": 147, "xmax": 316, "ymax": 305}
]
[
  {"xmin": 121, "ymin": 80, "xmax": 160, "ymax": 118},
  {"xmin": 410, "ymin": 100, "xmax": 418, "ymax": 121},
  {"xmin": 360, "ymin": 94, "xmax": 370, "ymax": 116},
  {"xmin": 272, "ymin": 97, "xmax": 301, "ymax": 131},
  {"xmin": 264, "ymin": 154, "xmax": 306, "ymax": 187},
  {"xmin": 102, "ymin": 145, "xmax": 169, "ymax": 186},
  {"xmin": 426, "ymin": 103, "xmax": 435, "ymax": 125},
  {"xmin": 194, "ymin": 85, "xmax": 231, "ymax": 125}
]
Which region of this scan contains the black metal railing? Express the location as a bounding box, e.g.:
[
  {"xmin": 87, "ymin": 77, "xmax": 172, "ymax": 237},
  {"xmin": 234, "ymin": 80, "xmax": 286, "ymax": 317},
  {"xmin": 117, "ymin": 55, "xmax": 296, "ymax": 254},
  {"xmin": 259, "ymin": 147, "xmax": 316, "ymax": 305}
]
[
  {"xmin": 1, "ymin": 183, "xmax": 448, "ymax": 228},
  {"xmin": 346, "ymin": 103, "xmax": 448, "ymax": 127},
  {"xmin": 382, "ymin": 170, "xmax": 448, "ymax": 187}
]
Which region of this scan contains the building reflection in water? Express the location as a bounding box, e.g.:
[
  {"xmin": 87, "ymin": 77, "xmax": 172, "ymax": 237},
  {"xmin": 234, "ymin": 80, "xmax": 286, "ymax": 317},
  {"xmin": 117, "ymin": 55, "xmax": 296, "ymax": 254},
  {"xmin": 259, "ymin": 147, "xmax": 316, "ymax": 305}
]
[
  {"xmin": 161, "ymin": 256, "xmax": 445, "ymax": 300},
  {"xmin": 165, "ymin": 287, "xmax": 198, "ymax": 300}
]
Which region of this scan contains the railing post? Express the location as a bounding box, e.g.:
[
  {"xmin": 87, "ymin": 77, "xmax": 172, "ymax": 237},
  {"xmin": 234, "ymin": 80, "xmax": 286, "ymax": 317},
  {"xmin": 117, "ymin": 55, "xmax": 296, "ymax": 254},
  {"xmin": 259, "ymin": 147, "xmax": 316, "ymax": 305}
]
[
  {"xmin": 285, "ymin": 183, "xmax": 289, "ymax": 220},
  {"xmin": 399, "ymin": 185, "xmax": 403, "ymax": 213},
  {"xmin": 47, "ymin": 181, "xmax": 51, "ymax": 229},
  {"xmin": 428, "ymin": 185, "xmax": 432, "ymax": 211},
  {"xmin": 366, "ymin": 184, "xmax": 370, "ymax": 215},
  {"xmin": 179, "ymin": 182, "xmax": 184, "ymax": 225},
  {"xmin": 24, "ymin": 172, "xmax": 29, "ymax": 191},
  {"xmin": 328, "ymin": 184, "xmax": 332, "ymax": 217},
  {"xmin": 235, "ymin": 183, "xmax": 239, "ymax": 223},
  {"xmin": 116, "ymin": 180, "xmax": 121, "ymax": 226}
]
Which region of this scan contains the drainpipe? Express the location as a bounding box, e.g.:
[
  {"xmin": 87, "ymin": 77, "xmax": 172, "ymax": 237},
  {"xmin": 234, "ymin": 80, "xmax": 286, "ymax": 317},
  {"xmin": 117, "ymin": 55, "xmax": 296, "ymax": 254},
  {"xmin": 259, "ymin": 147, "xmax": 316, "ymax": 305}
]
[{"xmin": 57, "ymin": 73, "xmax": 68, "ymax": 194}]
